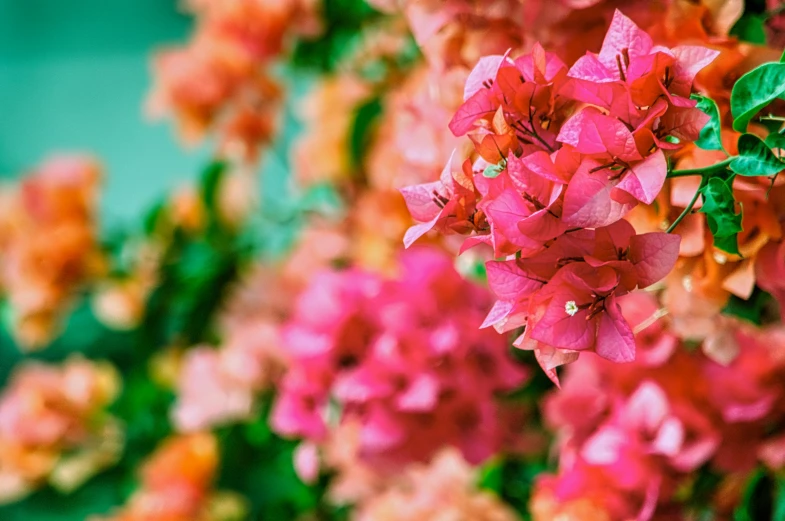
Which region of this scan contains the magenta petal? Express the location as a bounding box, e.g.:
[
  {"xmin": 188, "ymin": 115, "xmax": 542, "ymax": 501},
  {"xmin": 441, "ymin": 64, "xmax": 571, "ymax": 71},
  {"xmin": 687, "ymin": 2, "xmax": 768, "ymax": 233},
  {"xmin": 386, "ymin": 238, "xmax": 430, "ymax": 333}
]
[
  {"xmin": 531, "ymin": 295, "xmax": 595, "ymax": 350},
  {"xmin": 403, "ymin": 215, "xmax": 440, "ymax": 248},
  {"xmin": 484, "ymin": 189, "xmax": 542, "ymax": 253},
  {"xmin": 568, "ymin": 53, "xmax": 613, "ymax": 82},
  {"xmin": 481, "ymin": 299, "xmax": 515, "ymax": 329},
  {"xmin": 629, "ymin": 231, "xmax": 681, "ymax": 288},
  {"xmin": 464, "ymin": 54, "xmax": 505, "ymax": 100},
  {"xmin": 360, "ymin": 407, "xmax": 406, "ymax": 451},
  {"xmin": 595, "ymin": 294, "xmax": 635, "ymax": 363},
  {"xmin": 487, "ymin": 259, "xmax": 544, "ymax": 301},
  {"xmin": 399, "ymin": 182, "xmax": 443, "ymax": 222},
  {"xmin": 615, "ymin": 149, "xmax": 667, "ymax": 205},
  {"xmin": 557, "ymin": 108, "xmax": 639, "ymax": 160},
  {"xmin": 670, "ymin": 45, "xmax": 721, "ymax": 97},
  {"xmin": 396, "ymin": 373, "xmax": 439, "ymax": 412},
  {"xmin": 598, "ymin": 10, "xmax": 654, "ymax": 70},
  {"xmin": 562, "ymin": 159, "xmax": 636, "ymax": 228},
  {"xmin": 448, "ymin": 89, "xmax": 496, "ymax": 136}
]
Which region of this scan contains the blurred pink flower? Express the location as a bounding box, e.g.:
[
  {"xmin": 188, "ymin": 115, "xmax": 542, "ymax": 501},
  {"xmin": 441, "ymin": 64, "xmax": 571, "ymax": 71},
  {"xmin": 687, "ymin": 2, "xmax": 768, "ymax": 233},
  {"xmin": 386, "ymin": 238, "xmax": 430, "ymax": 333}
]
[{"xmin": 271, "ymin": 246, "xmax": 529, "ymax": 469}]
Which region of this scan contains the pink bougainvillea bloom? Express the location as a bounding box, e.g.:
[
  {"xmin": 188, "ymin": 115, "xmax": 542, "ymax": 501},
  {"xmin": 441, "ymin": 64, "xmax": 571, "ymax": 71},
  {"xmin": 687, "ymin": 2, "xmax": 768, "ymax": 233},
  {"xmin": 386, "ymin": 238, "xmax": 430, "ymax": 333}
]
[
  {"xmin": 400, "ymin": 153, "xmax": 482, "ymax": 247},
  {"xmin": 483, "ymin": 219, "xmax": 680, "ymax": 382},
  {"xmin": 271, "ymin": 247, "xmax": 528, "ymax": 469},
  {"xmin": 400, "ymin": 8, "xmax": 717, "ymax": 381}
]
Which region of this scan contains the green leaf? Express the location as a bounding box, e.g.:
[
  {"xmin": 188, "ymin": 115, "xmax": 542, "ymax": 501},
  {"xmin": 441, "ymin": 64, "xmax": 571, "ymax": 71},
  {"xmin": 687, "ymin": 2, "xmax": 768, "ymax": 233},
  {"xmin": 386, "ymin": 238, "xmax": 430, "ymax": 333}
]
[
  {"xmin": 723, "ymin": 288, "xmax": 774, "ymax": 325},
  {"xmin": 692, "ymin": 94, "xmax": 724, "ymax": 151},
  {"xmin": 731, "ymin": 62, "xmax": 785, "ymax": 132},
  {"xmin": 699, "ymin": 176, "xmax": 742, "ymax": 255},
  {"xmin": 349, "ymin": 96, "xmax": 383, "ymax": 170},
  {"xmin": 735, "ymin": 468, "xmax": 774, "ymax": 521},
  {"xmin": 766, "ymin": 132, "xmax": 785, "ymax": 152},
  {"xmin": 477, "ymin": 458, "xmax": 504, "ymax": 493},
  {"xmin": 730, "ymin": 133, "xmax": 785, "ymax": 176},
  {"xmin": 730, "ymin": 14, "xmax": 767, "ymax": 44},
  {"xmin": 774, "ymin": 475, "xmax": 785, "ymax": 521}
]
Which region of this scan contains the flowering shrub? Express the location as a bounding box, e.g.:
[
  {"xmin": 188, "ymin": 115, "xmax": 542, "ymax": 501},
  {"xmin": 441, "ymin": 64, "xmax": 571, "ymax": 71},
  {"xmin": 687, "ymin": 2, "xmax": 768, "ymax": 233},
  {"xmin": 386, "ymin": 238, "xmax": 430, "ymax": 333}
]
[{"xmin": 2, "ymin": 1, "xmax": 785, "ymax": 520}]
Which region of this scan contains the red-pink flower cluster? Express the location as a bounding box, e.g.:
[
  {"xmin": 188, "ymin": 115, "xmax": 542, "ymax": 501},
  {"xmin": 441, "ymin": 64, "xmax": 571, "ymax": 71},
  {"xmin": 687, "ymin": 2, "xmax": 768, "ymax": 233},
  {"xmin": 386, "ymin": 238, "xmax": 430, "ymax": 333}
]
[
  {"xmin": 401, "ymin": 11, "xmax": 718, "ymax": 382},
  {"xmin": 532, "ymin": 310, "xmax": 785, "ymax": 520},
  {"xmin": 271, "ymin": 247, "xmax": 528, "ymax": 468}
]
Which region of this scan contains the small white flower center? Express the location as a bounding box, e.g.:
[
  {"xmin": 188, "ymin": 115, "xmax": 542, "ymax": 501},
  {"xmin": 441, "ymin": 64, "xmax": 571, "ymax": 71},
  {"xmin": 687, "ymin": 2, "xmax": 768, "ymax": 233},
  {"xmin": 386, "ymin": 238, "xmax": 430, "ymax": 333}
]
[
  {"xmin": 682, "ymin": 275, "xmax": 694, "ymax": 292},
  {"xmin": 713, "ymin": 251, "xmax": 727, "ymax": 265},
  {"xmin": 565, "ymin": 300, "xmax": 579, "ymax": 316}
]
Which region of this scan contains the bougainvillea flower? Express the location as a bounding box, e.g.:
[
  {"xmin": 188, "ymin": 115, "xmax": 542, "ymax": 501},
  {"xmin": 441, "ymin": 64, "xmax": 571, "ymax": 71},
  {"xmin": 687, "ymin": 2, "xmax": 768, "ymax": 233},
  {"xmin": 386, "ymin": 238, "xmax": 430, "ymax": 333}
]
[
  {"xmin": 271, "ymin": 247, "xmax": 528, "ymax": 468},
  {"xmin": 0, "ymin": 357, "xmax": 121, "ymax": 503},
  {"xmin": 94, "ymin": 433, "xmax": 247, "ymax": 521},
  {"xmin": 399, "ymin": 153, "xmax": 482, "ymax": 247},
  {"xmin": 566, "ymin": 11, "xmax": 719, "ymax": 117},
  {"xmin": 0, "ymin": 156, "xmax": 104, "ymax": 349},
  {"xmin": 354, "ymin": 449, "xmax": 521, "ymax": 521}
]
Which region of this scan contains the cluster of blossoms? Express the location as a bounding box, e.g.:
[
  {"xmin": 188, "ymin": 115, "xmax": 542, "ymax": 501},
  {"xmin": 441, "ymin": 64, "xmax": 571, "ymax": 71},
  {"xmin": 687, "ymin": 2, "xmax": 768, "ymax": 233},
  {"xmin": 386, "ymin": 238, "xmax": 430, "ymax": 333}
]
[
  {"xmin": 149, "ymin": 0, "xmax": 321, "ymax": 161},
  {"xmin": 402, "ymin": 11, "xmax": 720, "ymax": 382},
  {"xmin": 0, "ymin": 357, "xmax": 121, "ymax": 504},
  {"xmin": 530, "ymin": 303, "xmax": 785, "ymax": 520},
  {"xmin": 0, "ymin": 156, "xmax": 104, "ymax": 349},
  {"xmin": 353, "ymin": 448, "xmax": 520, "ymax": 521},
  {"xmin": 94, "ymin": 433, "xmax": 246, "ymax": 521},
  {"xmin": 271, "ymin": 247, "xmax": 529, "ymax": 468},
  {"xmin": 172, "ymin": 322, "xmax": 283, "ymax": 433}
]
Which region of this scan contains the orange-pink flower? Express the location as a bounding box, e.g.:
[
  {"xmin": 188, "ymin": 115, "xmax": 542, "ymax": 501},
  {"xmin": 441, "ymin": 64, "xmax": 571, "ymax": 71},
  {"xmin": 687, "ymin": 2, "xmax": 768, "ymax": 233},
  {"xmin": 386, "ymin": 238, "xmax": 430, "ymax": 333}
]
[
  {"xmin": 0, "ymin": 156, "xmax": 105, "ymax": 349},
  {"xmin": 0, "ymin": 357, "xmax": 121, "ymax": 503}
]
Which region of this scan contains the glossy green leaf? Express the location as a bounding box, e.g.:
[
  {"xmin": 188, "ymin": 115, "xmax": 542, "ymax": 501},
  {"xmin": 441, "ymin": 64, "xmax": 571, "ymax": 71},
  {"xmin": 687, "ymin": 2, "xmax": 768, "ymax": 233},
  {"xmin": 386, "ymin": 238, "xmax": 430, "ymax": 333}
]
[
  {"xmin": 766, "ymin": 132, "xmax": 785, "ymax": 152},
  {"xmin": 730, "ymin": 133, "xmax": 785, "ymax": 176},
  {"xmin": 692, "ymin": 94, "xmax": 724, "ymax": 151},
  {"xmin": 699, "ymin": 176, "xmax": 742, "ymax": 255},
  {"xmin": 731, "ymin": 62, "xmax": 785, "ymax": 132}
]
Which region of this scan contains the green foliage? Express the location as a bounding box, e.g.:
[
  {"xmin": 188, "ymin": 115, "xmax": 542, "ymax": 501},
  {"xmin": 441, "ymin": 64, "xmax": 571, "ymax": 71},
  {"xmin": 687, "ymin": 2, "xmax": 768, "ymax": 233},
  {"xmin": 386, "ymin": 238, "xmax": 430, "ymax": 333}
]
[
  {"xmin": 730, "ymin": 13, "xmax": 768, "ymax": 44},
  {"xmin": 723, "ymin": 287, "xmax": 774, "ymax": 325},
  {"xmin": 730, "ymin": 133, "xmax": 785, "ymax": 176},
  {"xmin": 350, "ymin": 96, "xmax": 384, "ymax": 172},
  {"xmin": 735, "ymin": 468, "xmax": 774, "ymax": 521},
  {"xmin": 767, "ymin": 132, "xmax": 785, "ymax": 151},
  {"xmin": 0, "ymin": 469, "xmax": 127, "ymax": 521},
  {"xmin": 692, "ymin": 94, "xmax": 724, "ymax": 151},
  {"xmin": 731, "ymin": 62, "xmax": 785, "ymax": 132},
  {"xmin": 478, "ymin": 457, "xmax": 551, "ymax": 520},
  {"xmin": 216, "ymin": 406, "xmax": 327, "ymax": 520},
  {"xmin": 699, "ymin": 175, "xmax": 742, "ymax": 255},
  {"xmin": 291, "ymin": 0, "xmax": 381, "ymax": 72}
]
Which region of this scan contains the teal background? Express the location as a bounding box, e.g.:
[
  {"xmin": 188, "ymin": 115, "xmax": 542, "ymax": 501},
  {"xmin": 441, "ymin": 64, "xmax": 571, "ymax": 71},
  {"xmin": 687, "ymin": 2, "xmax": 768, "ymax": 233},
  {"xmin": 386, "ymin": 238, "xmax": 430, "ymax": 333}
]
[{"xmin": 0, "ymin": 0, "xmax": 211, "ymax": 224}]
